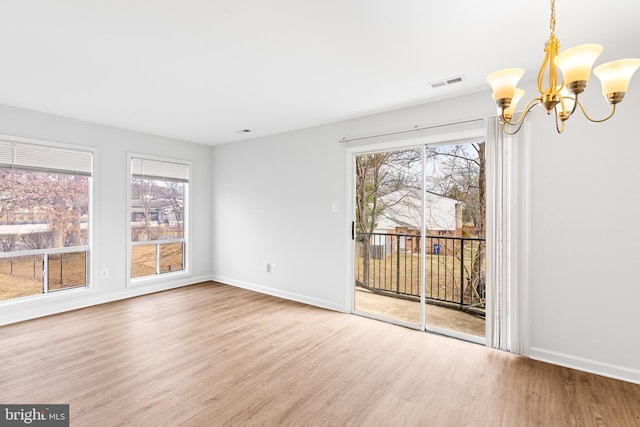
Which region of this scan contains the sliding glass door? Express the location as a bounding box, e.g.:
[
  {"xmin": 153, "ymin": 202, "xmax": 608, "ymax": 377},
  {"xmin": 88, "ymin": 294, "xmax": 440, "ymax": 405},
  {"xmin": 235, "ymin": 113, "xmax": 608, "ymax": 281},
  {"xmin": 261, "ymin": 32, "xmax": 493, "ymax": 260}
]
[
  {"xmin": 422, "ymin": 142, "xmax": 486, "ymax": 340},
  {"xmin": 352, "ymin": 139, "xmax": 486, "ymax": 342},
  {"xmin": 353, "ymin": 147, "xmax": 424, "ymax": 328}
]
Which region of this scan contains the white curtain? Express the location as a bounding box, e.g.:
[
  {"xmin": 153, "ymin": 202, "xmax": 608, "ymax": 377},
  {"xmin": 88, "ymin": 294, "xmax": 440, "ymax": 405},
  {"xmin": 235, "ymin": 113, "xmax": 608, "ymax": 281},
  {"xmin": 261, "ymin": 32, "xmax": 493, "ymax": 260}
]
[{"xmin": 485, "ymin": 116, "xmax": 529, "ymax": 354}]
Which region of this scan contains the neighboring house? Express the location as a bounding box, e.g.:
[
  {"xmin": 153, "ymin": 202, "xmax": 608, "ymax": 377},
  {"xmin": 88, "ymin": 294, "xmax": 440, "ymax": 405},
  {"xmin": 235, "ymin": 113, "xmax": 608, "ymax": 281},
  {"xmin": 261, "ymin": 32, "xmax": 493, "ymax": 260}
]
[
  {"xmin": 130, "ymin": 198, "xmax": 183, "ymax": 240},
  {"xmin": 0, "ymin": 205, "xmax": 87, "ymax": 249},
  {"xmin": 365, "ymin": 189, "xmax": 463, "ymax": 256},
  {"xmin": 375, "ymin": 189, "xmax": 462, "ymax": 235},
  {"xmin": 424, "ymin": 191, "xmax": 463, "ymax": 236}
]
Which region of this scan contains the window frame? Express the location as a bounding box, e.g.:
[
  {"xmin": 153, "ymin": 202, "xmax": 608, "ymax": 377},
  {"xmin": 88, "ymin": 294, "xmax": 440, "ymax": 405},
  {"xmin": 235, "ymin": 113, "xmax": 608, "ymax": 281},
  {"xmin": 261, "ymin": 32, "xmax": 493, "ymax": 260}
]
[
  {"xmin": 126, "ymin": 153, "xmax": 191, "ymax": 286},
  {"xmin": 0, "ymin": 136, "xmax": 95, "ymax": 303}
]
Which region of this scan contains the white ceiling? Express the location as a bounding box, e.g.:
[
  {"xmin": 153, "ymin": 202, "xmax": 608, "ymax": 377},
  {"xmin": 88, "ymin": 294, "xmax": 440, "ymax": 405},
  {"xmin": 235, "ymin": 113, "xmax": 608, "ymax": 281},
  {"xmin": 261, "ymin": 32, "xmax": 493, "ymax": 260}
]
[{"xmin": 0, "ymin": 0, "xmax": 638, "ymax": 146}]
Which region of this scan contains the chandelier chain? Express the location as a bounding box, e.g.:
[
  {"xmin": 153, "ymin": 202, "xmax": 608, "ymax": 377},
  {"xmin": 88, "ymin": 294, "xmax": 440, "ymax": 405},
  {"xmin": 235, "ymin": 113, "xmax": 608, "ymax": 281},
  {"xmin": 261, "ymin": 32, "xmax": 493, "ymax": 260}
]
[{"xmin": 549, "ymin": 0, "xmax": 556, "ymax": 36}]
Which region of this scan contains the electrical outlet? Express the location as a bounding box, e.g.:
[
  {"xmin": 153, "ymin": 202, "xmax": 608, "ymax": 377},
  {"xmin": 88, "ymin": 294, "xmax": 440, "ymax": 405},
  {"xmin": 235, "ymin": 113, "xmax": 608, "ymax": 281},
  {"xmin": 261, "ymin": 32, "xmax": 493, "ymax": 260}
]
[
  {"xmin": 271, "ymin": 264, "xmax": 277, "ymax": 273},
  {"xmin": 100, "ymin": 268, "xmax": 109, "ymax": 278}
]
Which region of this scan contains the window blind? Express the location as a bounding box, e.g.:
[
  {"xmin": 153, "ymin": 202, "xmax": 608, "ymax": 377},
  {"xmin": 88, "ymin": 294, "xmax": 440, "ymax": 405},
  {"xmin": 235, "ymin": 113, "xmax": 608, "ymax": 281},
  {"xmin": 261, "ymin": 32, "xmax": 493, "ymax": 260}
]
[
  {"xmin": 131, "ymin": 158, "xmax": 190, "ymax": 182},
  {"xmin": 0, "ymin": 140, "xmax": 93, "ymax": 176}
]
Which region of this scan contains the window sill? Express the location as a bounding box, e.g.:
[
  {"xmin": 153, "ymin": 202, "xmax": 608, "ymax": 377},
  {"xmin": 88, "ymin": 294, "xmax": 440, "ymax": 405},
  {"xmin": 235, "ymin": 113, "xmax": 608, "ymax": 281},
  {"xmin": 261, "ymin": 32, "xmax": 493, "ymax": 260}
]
[{"xmin": 128, "ymin": 270, "xmax": 190, "ymax": 288}]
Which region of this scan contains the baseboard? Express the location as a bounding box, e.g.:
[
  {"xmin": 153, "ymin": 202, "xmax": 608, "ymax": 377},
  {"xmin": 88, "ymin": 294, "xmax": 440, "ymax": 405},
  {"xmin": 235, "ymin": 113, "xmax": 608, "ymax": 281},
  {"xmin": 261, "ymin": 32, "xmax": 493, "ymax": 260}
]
[
  {"xmin": 210, "ymin": 275, "xmax": 348, "ymax": 314},
  {"xmin": 528, "ymin": 346, "xmax": 640, "ymax": 385},
  {"xmin": 0, "ymin": 274, "xmax": 212, "ymax": 326}
]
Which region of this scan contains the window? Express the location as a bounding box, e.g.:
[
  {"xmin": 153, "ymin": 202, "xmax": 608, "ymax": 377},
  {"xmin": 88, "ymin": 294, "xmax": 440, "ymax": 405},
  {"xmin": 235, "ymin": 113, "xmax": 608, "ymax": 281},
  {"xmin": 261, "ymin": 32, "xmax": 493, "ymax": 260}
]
[
  {"xmin": 0, "ymin": 140, "xmax": 92, "ymax": 301},
  {"xmin": 129, "ymin": 156, "xmax": 189, "ymax": 281}
]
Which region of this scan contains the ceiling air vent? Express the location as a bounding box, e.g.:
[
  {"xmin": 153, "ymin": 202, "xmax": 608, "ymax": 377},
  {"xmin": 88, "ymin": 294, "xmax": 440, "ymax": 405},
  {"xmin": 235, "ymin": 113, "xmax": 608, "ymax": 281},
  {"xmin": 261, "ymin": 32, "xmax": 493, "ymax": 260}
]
[{"xmin": 429, "ymin": 75, "xmax": 465, "ymax": 89}]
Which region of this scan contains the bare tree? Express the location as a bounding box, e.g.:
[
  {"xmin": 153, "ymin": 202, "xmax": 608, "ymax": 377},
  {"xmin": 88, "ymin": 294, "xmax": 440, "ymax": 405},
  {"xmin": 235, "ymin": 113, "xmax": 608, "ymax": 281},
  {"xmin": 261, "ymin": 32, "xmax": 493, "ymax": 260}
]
[
  {"xmin": 425, "ymin": 143, "xmax": 484, "ymax": 234},
  {"xmin": 0, "ymin": 170, "xmax": 88, "ymax": 251},
  {"xmin": 131, "ymin": 177, "xmax": 184, "ymax": 242},
  {"xmin": 355, "ymin": 148, "xmax": 421, "ymax": 286},
  {"xmin": 21, "ymin": 231, "xmax": 53, "ymax": 250},
  {"xmin": 425, "ymin": 142, "xmax": 486, "ymax": 304},
  {"xmin": 0, "ymin": 234, "xmax": 18, "ymax": 274}
]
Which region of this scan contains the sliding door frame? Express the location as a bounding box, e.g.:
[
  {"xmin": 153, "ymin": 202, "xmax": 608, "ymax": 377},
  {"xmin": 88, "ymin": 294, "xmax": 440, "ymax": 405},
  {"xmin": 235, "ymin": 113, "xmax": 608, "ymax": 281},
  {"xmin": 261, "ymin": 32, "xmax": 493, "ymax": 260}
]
[
  {"xmin": 349, "ymin": 144, "xmax": 426, "ymax": 331},
  {"xmin": 345, "ymin": 125, "xmax": 491, "ymax": 342}
]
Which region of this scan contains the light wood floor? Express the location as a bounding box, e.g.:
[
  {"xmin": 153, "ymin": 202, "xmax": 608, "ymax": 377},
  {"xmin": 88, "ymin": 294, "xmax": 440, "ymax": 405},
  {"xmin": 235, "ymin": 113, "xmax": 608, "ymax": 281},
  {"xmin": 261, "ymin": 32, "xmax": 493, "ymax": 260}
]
[{"xmin": 1, "ymin": 282, "xmax": 639, "ymax": 426}]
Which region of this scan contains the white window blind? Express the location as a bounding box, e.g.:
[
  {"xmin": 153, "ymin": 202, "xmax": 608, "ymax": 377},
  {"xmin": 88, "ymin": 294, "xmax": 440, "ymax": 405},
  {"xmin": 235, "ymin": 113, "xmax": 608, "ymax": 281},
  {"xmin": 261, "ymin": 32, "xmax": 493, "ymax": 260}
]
[
  {"xmin": 0, "ymin": 140, "xmax": 93, "ymax": 176},
  {"xmin": 131, "ymin": 158, "xmax": 189, "ymax": 182},
  {"xmin": 485, "ymin": 116, "xmax": 529, "ymax": 354}
]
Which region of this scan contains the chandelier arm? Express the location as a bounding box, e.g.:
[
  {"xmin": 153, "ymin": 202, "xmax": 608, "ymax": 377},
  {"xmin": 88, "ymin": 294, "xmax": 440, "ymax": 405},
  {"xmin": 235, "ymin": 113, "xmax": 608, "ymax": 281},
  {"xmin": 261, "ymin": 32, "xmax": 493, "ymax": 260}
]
[
  {"xmin": 576, "ymin": 101, "xmax": 617, "ymax": 123},
  {"xmin": 554, "ymin": 106, "xmax": 565, "ymax": 133},
  {"xmin": 502, "ymin": 97, "xmax": 542, "ymax": 126},
  {"xmin": 503, "ymin": 121, "xmax": 521, "ymax": 136},
  {"xmin": 502, "ymin": 99, "xmax": 541, "ymax": 135},
  {"xmin": 569, "ymin": 94, "xmax": 579, "ymax": 116},
  {"xmin": 556, "ymin": 94, "xmax": 578, "ymax": 121},
  {"xmin": 503, "ymin": 113, "xmax": 533, "ymax": 135},
  {"xmin": 537, "ymin": 53, "xmax": 550, "ymax": 94}
]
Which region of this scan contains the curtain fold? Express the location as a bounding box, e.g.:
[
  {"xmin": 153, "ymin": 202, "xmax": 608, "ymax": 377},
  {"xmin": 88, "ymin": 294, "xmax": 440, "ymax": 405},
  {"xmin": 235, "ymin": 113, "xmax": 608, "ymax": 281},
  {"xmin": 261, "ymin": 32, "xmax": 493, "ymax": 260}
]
[{"xmin": 485, "ymin": 116, "xmax": 528, "ymax": 354}]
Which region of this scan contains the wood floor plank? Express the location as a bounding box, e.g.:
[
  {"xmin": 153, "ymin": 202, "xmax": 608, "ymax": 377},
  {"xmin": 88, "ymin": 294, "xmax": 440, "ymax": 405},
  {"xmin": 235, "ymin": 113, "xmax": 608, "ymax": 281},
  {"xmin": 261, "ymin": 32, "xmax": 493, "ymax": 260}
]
[{"xmin": 1, "ymin": 282, "xmax": 639, "ymax": 426}]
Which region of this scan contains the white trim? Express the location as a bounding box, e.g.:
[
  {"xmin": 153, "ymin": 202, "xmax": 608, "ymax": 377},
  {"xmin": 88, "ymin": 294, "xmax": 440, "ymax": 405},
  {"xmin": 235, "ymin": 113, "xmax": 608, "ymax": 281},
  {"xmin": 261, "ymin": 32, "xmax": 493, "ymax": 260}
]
[
  {"xmin": 345, "ymin": 128, "xmax": 485, "ymax": 156},
  {"xmin": 212, "ymin": 275, "xmax": 348, "ymax": 314},
  {"xmin": 484, "ymin": 118, "xmax": 501, "ymax": 349},
  {"xmin": 345, "ymin": 152, "xmax": 356, "ymax": 314},
  {"xmin": 427, "ymin": 325, "xmax": 486, "ymax": 346},
  {"xmin": 126, "ymin": 152, "xmax": 192, "ymax": 287},
  {"xmin": 130, "ymin": 270, "xmax": 191, "ymax": 286},
  {"xmin": 419, "ymin": 145, "xmax": 426, "ymax": 330},
  {"xmin": 0, "ymin": 134, "xmax": 98, "ymax": 307},
  {"xmin": 529, "ymin": 347, "xmax": 640, "ymax": 385},
  {"xmin": 131, "ymin": 238, "xmax": 184, "ymax": 246},
  {"xmin": 88, "ymin": 146, "xmax": 99, "ymax": 294},
  {"xmin": 0, "ymin": 245, "xmax": 89, "ymax": 259},
  {"xmin": 353, "ymin": 309, "xmax": 423, "ymax": 331},
  {"xmin": 340, "ymin": 117, "xmax": 485, "ymax": 147}
]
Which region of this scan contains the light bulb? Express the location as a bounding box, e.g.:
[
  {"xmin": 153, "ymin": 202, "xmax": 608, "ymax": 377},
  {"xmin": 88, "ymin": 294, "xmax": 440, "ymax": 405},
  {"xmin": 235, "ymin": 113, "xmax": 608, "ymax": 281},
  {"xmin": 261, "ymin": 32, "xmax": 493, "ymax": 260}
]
[
  {"xmin": 487, "ymin": 68, "xmax": 524, "ymax": 105},
  {"xmin": 555, "ymin": 44, "xmax": 603, "ymax": 93},
  {"xmin": 503, "ymin": 89, "xmax": 525, "ymax": 120},
  {"xmin": 593, "ymin": 58, "xmax": 640, "ymax": 103}
]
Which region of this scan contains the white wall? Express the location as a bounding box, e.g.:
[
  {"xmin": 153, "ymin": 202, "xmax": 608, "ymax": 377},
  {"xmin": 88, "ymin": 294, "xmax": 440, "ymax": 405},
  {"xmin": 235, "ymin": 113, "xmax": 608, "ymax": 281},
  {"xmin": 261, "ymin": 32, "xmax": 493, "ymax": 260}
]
[
  {"xmin": 525, "ymin": 83, "xmax": 640, "ymax": 383},
  {"xmin": 0, "ymin": 105, "xmax": 212, "ymax": 324},
  {"xmin": 210, "ymin": 95, "xmax": 490, "ymax": 308},
  {"xmin": 211, "ymin": 87, "xmax": 640, "ymax": 384},
  {"xmin": 211, "ymin": 125, "xmax": 349, "ymax": 310}
]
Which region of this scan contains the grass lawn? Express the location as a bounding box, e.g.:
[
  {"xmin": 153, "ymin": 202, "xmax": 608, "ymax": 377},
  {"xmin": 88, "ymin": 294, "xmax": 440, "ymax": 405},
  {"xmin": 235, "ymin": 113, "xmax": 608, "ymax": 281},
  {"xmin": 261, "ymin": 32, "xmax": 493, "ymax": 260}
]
[
  {"xmin": 355, "ymin": 250, "xmax": 485, "ymax": 305},
  {"xmin": 0, "ymin": 255, "xmax": 44, "ymax": 300},
  {"xmin": 1, "ymin": 244, "xmax": 183, "ymax": 301}
]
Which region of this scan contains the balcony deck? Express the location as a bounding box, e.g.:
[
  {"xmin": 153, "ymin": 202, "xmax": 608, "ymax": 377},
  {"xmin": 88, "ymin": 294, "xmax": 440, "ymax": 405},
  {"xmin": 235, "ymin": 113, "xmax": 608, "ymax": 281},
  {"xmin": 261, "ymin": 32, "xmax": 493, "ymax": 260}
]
[{"xmin": 355, "ymin": 287, "xmax": 485, "ymax": 338}]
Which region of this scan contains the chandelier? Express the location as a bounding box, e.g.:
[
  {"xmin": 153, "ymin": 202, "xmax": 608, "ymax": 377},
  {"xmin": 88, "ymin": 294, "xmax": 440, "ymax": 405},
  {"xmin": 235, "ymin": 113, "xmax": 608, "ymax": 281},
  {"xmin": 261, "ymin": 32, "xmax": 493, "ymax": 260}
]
[{"xmin": 486, "ymin": 0, "xmax": 640, "ymax": 134}]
